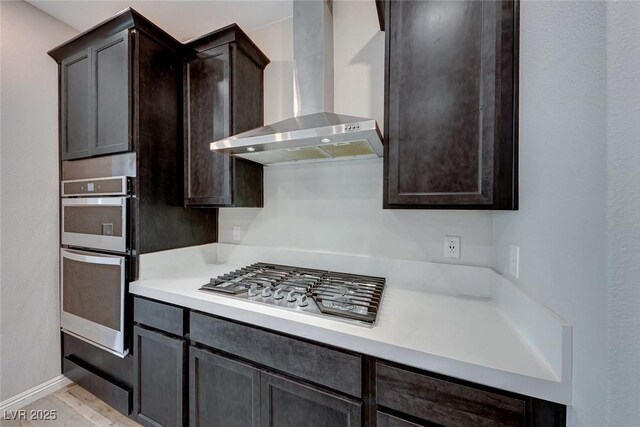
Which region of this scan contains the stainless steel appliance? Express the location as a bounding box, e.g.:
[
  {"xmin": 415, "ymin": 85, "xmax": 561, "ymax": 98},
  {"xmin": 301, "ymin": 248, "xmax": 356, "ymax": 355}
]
[
  {"xmin": 60, "ymin": 249, "xmax": 127, "ymax": 356},
  {"xmin": 60, "ymin": 175, "xmax": 131, "ymax": 357},
  {"xmin": 200, "ymin": 263, "xmax": 385, "ymax": 326},
  {"xmin": 61, "ymin": 176, "xmax": 129, "ymax": 253},
  {"xmin": 210, "ymin": 0, "xmax": 383, "ymax": 165}
]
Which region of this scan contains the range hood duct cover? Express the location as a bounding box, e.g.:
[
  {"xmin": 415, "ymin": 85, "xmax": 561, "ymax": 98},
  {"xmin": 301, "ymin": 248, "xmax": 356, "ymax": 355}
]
[{"xmin": 210, "ymin": 0, "xmax": 383, "ymax": 165}]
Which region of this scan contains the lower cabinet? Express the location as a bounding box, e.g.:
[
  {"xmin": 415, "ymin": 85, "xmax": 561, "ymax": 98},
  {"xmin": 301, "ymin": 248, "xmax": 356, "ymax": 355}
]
[
  {"xmin": 189, "ymin": 346, "xmax": 361, "ymax": 427},
  {"xmin": 261, "ymin": 372, "xmax": 361, "ymax": 427},
  {"xmin": 133, "ymin": 326, "xmax": 186, "ymax": 427},
  {"xmin": 189, "ymin": 346, "xmax": 260, "ymax": 427},
  {"xmin": 133, "ymin": 298, "xmax": 566, "ymax": 427},
  {"xmin": 375, "ymin": 361, "xmax": 565, "ymax": 426}
]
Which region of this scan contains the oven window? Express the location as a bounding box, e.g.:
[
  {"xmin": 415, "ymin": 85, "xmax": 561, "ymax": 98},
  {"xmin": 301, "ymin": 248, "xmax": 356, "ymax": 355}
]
[
  {"xmin": 64, "ymin": 206, "xmax": 123, "ymax": 237},
  {"xmin": 63, "ymin": 258, "xmax": 122, "ymax": 331}
]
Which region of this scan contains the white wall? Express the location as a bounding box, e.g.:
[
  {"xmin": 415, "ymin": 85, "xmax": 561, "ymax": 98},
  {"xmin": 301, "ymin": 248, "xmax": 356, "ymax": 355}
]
[
  {"xmin": 605, "ymin": 3, "xmax": 640, "ymax": 425},
  {"xmin": 219, "ymin": 1, "xmax": 495, "ymax": 266},
  {"xmin": 492, "ymin": 2, "xmax": 608, "ymax": 425},
  {"xmin": 0, "ymin": 1, "xmax": 77, "ymax": 402}
]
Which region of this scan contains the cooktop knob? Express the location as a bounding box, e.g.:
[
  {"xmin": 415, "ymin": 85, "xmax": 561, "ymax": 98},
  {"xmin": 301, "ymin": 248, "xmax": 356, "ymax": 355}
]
[
  {"xmin": 261, "ymin": 286, "xmax": 273, "ymax": 297},
  {"xmin": 286, "ymin": 290, "xmax": 297, "ymax": 302},
  {"xmin": 296, "ymin": 294, "xmax": 309, "ymax": 307},
  {"xmin": 247, "ymin": 284, "xmax": 259, "ymax": 297},
  {"xmin": 273, "ymin": 287, "xmax": 284, "ymax": 300}
]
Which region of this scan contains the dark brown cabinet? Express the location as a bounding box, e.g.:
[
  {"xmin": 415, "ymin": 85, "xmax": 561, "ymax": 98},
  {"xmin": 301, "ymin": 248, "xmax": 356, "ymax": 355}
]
[
  {"xmin": 183, "ymin": 26, "xmax": 269, "ymax": 207},
  {"xmin": 134, "ymin": 298, "xmax": 188, "ymax": 427},
  {"xmin": 132, "ymin": 298, "xmax": 565, "ymax": 427},
  {"xmin": 60, "ymin": 48, "xmax": 92, "ymax": 159},
  {"xmin": 93, "ymin": 31, "xmax": 129, "ymax": 156},
  {"xmin": 261, "ymin": 372, "xmax": 361, "ymax": 427},
  {"xmin": 382, "ymin": 0, "xmax": 518, "ymax": 209},
  {"xmin": 59, "ymin": 30, "xmax": 130, "ymax": 160},
  {"xmin": 188, "ymin": 346, "xmax": 360, "ymax": 427},
  {"xmin": 189, "ymin": 346, "xmax": 261, "ymax": 427},
  {"xmin": 189, "ymin": 311, "xmax": 362, "ymax": 398},
  {"xmin": 376, "ymin": 362, "xmax": 527, "ymax": 426},
  {"xmin": 133, "ymin": 326, "xmax": 186, "ymax": 427}
]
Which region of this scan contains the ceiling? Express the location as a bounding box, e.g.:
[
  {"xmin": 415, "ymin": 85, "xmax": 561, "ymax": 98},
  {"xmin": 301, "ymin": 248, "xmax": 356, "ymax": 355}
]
[{"xmin": 26, "ymin": 0, "xmax": 293, "ymax": 42}]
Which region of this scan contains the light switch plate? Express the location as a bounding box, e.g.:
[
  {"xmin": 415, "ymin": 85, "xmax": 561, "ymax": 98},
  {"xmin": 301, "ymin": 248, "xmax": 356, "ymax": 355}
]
[
  {"xmin": 509, "ymin": 245, "xmax": 520, "ymax": 278},
  {"xmin": 444, "ymin": 236, "xmax": 460, "ymax": 259},
  {"xmin": 233, "ymin": 226, "xmax": 241, "ymax": 242}
]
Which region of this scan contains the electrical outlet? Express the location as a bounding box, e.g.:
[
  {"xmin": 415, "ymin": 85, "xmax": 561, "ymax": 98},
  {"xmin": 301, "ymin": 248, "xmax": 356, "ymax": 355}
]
[
  {"xmin": 233, "ymin": 226, "xmax": 241, "ymax": 242},
  {"xmin": 509, "ymin": 245, "xmax": 520, "ymax": 278},
  {"xmin": 444, "ymin": 236, "xmax": 460, "ymax": 259}
]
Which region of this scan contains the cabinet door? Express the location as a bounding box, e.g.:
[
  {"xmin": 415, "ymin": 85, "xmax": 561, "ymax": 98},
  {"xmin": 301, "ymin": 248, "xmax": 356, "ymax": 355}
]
[
  {"xmin": 384, "ymin": 0, "xmax": 516, "ymax": 208},
  {"xmin": 93, "ymin": 30, "xmax": 130, "ymax": 156},
  {"xmin": 189, "ymin": 346, "xmax": 260, "ymax": 427},
  {"xmin": 184, "ymin": 45, "xmax": 232, "ymax": 206},
  {"xmin": 133, "ymin": 326, "xmax": 185, "ymax": 427},
  {"xmin": 261, "ymin": 372, "xmax": 361, "ymax": 427},
  {"xmin": 61, "ymin": 48, "xmax": 92, "ymax": 160}
]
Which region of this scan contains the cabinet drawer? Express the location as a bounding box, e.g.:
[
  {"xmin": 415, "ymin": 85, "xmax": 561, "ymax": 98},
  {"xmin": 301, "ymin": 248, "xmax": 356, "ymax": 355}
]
[
  {"xmin": 376, "ymin": 363, "xmax": 526, "ymax": 427},
  {"xmin": 134, "ymin": 297, "xmax": 185, "ymax": 336},
  {"xmin": 190, "ymin": 312, "xmax": 362, "ymax": 397}
]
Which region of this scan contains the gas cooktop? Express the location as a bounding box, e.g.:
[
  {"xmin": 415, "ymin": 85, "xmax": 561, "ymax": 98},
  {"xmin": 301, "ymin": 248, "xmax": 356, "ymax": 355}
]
[{"xmin": 199, "ymin": 262, "xmax": 385, "ymax": 326}]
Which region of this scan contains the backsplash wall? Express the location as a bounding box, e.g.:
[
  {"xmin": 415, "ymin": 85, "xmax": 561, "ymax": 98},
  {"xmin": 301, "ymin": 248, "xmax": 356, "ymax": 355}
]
[
  {"xmin": 218, "ymin": 1, "xmax": 494, "ymax": 266},
  {"xmin": 218, "ymin": 159, "xmax": 493, "ymax": 265}
]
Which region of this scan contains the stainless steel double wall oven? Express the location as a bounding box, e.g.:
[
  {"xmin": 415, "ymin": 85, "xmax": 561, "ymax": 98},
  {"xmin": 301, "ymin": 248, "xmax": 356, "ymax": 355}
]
[{"xmin": 60, "ymin": 154, "xmax": 135, "ymax": 357}]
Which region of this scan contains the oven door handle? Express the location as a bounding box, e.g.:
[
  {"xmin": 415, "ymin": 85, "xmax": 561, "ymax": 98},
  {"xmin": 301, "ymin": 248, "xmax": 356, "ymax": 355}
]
[
  {"xmin": 61, "ymin": 249, "xmax": 124, "ymax": 266},
  {"xmin": 61, "ymin": 197, "xmax": 126, "ymax": 207}
]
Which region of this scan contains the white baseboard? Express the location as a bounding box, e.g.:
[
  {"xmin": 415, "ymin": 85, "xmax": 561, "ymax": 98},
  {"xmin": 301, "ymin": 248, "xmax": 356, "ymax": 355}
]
[{"xmin": 0, "ymin": 375, "xmax": 73, "ymax": 413}]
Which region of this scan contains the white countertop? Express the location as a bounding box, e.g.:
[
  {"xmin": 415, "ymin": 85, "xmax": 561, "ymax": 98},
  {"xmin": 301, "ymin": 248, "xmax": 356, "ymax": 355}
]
[{"xmin": 130, "ymin": 243, "xmax": 572, "ymax": 405}]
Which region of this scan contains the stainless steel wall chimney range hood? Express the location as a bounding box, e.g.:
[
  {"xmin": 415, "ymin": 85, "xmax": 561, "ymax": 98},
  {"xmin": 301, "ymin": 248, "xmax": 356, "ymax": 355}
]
[{"xmin": 210, "ymin": 0, "xmax": 383, "ymax": 165}]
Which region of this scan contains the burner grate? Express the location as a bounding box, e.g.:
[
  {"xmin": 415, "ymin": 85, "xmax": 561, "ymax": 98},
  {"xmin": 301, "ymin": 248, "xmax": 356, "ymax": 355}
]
[
  {"xmin": 310, "ymin": 272, "xmax": 385, "ymax": 323},
  {"xmin": 200, "ymin": 262, "xmax": 386, "ymax": 325}
]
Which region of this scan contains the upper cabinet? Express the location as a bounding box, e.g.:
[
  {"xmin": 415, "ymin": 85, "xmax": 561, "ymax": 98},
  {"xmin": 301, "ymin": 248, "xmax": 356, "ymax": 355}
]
[
  {"xmin": 183, "ymin": 26, "xmax": 270, "ymax": 207},
  {"xmin": 93, "ymin": 31, "xmax": 129, "ymax": 156},
  {"xmin": 51, "ymin": 11, "xmax": 270, "ymax": 210},
  {"xmin": 57, "ymin": 30, "xmax": 130, "ymax": 160},
  {"xmin": 60, "ymin": 49, "xmax": 92, "ymax": 159},
  {"xmin": 382, "ymin": 0, "xmax": 519, "ymax": 210},
  {"xmin": 51, "ymin": 10, "xmax": 218, "ymax": 254}
]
